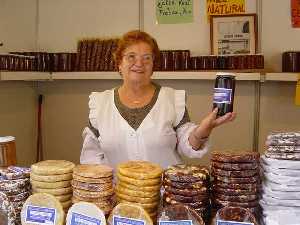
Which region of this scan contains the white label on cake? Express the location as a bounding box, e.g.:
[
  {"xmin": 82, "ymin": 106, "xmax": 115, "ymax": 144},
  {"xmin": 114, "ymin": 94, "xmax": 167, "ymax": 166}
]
[
  {"xmin": 25, "ymin": 205, "xmax": 56, "ymax": 224},
  {"xmin": 113, "ymin": 216, "xmax": 145, "ymax": 225},
  {"xmin": 159, "ymin": 220, "xmax": 193, "ymax": 225},
  {"xmin": 70, "ymin": 212, "xmax": 101, "ymax": 225}
]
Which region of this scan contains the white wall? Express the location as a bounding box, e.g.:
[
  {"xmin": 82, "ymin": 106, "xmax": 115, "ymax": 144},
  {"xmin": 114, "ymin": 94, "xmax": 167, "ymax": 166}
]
[
  {"xmin": 38, "ymin": 0, "xmax": 140, "ymax": 51},
  {"xmin": 262, "ymin": 0, "xmax": 300, "ymax": 71},
  {"xmin": 0, "ymin": 82, "xmax": 37, "ymax": 166},
  {"xmin": 0, "ymin": 0, "xmax": 37, "ymax": 52}
]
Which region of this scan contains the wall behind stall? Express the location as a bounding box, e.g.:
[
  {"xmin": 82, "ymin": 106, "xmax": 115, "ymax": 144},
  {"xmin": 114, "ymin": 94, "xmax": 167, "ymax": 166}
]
[
  {"xmin": 0, "ymin": 82, "xmax": 37, "ymax": 166},
  {"xmin": 0, "ymin": 0, "xmax": 38, "ymax": 166},
  {"xmin": 143, "ymin": 0, "xmax": 257, "ymax": 55},
  {"xmin": 258, "ymin": 0, "xmax": 300, "ymax": 153},
  {"xmin": 261, "ymin": 0, "xmax": 300, "ymax": 72},
  {"xmin": 0, "ymin": 0, "xmax": 37, "ymax": 53}
]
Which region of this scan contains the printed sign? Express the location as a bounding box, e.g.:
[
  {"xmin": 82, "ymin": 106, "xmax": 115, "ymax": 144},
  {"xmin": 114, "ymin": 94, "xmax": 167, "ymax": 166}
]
[
  {"xmin": 217, "ymin": 220, "xmax": 254, "ymax": 225},
  {"xmin": 291, "ymin": 0, "xmax": 300, "ymax": 27},
  {"xmin": 156, "ymin": 0, "xmax": 193, "ymax": 24},
  {"xmin": 207, "ymin": 0, "xmax": 245, "ymax": 18},
  {"xmin": 113, "ymin": 216, "xmax": 145, "ymax": 225},
  {"xmin": 159, "ymin": 220, "xmax": 193, "ymax": 225},
  {"xmin": 25, "ymin": 205, "xmax": 56, "ymax": 225},
  {"xmin": 70, "ymin": 212, "xmax": 101, "ymax": 225},
  {"xmin": 213, "ymin": 88, "xmax": 232, "ymax": 103}
]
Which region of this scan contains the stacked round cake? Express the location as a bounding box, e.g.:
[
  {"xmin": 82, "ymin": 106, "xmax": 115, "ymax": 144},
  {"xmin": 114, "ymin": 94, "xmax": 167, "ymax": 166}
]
[
  {"xmin": 30, "ymin": 160, "xmax": 75, "ymax": 212},
  {"xmin": 108, "ymin": 203, "xmax": 153, "ymax": 225},
  {"xmin": 21, "ymin": 193, "xmax": 64, "ymax": 225},
  {"xmin": 162, "ymin": 164, "xmax": 210, "ymax": 222},
  {"xmin": 211, "ymin": 151, "xmax": 261, "ymax": 216},
  {"xmin": 0, "ymin": 166, "xmax": 31, "ymax": 224},
  {"xmin": 261, "ymin": 132, "xmax": 300, "ymax": 225},
  {"xmin": 72, "ymin": 164, "xmax": 115, "ymax": 215},
  {"xmin": 116, "ymin": 161, "xmax": 163, "ymax": 221}
]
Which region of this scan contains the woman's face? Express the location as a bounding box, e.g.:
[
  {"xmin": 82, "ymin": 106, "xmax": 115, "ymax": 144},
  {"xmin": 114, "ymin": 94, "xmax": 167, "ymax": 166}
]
[{"xmin": 118, "ymin": 42, "xmax": 154, "ymax": 86}]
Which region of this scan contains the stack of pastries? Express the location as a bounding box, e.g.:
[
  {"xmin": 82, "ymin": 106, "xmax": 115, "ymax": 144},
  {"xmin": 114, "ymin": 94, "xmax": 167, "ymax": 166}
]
[
  {"xmin": 162, "ymin": 164, "xmax": 211, "ymax": 222},
  {"xmin": 210, "ymin": 151, "xmax": 261, "ymax": 217},
  {"xmin": 115, "ymin": 161, "xmax": 163, "ymax": 221},
  {"xmin": 30, "ymin": 160, "xmax": 75, "ymax": 213},
  {"xmin": 71, "ymin": 164, "xmax": 115, "ymax": 215}
]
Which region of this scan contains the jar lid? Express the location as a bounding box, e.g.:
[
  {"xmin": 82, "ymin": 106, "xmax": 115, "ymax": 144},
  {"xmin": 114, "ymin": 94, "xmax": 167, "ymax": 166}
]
[
  {"xmin": 216, "ymin": 72, "xmax": 236, "ymax": 77},
  {"xmin": 0, "ymin": 136, "xmax": 15, "ymax": 143}
]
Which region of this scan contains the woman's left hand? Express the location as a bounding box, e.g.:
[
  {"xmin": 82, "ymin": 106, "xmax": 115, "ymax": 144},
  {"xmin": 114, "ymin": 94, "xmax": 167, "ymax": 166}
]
[{"xmin": 194, "ymin": 108, "xmax": 237, "ymax": 139}]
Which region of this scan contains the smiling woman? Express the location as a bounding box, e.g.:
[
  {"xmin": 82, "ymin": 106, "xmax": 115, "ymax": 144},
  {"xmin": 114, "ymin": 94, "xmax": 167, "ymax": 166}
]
[{"xmin": 80, "ymin": 30, "xmax": 236, "ymax": 169}]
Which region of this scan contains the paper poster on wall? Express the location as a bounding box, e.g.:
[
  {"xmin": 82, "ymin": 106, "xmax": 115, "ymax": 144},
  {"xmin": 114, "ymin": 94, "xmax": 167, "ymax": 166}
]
[
  {"xmin": 207, "ymin": 0, "xmax": 245, "ymax": 19},
  {"xmin": 156, "ymin": 0, "xmax": 193, "ymax": 24},
  {"xmin": 291, "ymin": 0, "xmax": 300, "ymax": 28}
]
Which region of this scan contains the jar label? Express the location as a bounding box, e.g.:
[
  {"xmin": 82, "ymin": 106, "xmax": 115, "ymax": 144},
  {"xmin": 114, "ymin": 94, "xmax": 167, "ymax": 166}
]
[{"xmin": 213, "ymin": 88, "xmax": 232, "ymax": 104}]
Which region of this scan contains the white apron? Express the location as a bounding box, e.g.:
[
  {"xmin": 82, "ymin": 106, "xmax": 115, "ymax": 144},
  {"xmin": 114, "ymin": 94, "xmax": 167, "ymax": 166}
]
[{"xmin": 89, "ymin": 87, "xmax": 186, "ymax": 169}]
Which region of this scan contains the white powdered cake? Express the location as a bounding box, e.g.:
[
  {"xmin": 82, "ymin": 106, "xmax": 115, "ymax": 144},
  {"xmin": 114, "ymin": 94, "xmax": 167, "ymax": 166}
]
[
  {"xmin": 21, "ymin": 193, "xmax": 64, "ymax": 225},
  {"xmin": 31, "ymin": 160, "xmax": 75, "ymax": 175},
  {"xmin": 66, "ymin": 202, "xmax": 106, "ymax": 225}
]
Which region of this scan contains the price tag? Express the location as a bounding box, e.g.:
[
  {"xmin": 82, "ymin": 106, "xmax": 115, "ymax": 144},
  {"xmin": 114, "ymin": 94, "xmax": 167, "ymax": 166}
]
[
  {"xmin": 25, "ymin": 205, "xmax": 56, "ymax": 225},
  {"xmin": 113, "ymin": 216, "xmax": 145, "ymax": 225},
  {"xmin": 159, "ymin": 220, "xmax": 193, "ymax": 225},
  {"xmin": 217, "ymin": 220, "xmax": 254, "ymax": 225}
]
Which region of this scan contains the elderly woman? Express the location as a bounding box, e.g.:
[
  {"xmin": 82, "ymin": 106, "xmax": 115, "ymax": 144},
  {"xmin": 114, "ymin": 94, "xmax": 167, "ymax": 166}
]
[{"xmin": 80, "ymin": 30, "xmax": 235, "ymax": 168}]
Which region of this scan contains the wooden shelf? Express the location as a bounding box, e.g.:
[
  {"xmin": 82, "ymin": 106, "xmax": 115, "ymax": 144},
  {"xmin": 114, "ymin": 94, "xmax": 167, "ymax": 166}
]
[
  {"xmin": 0, "ymin": 71, "xmax": 261, "ymax": 81},
  {"xmin": 51, "ymin": 71, "xmax": 261, "ymax": 81},
  {"xmin": 265, "ymin": 73, "xmax": 300, "ymax": 82},
  {"xmin": 0, "ymin": 72, "xmax": 51, "ymax": 81}
]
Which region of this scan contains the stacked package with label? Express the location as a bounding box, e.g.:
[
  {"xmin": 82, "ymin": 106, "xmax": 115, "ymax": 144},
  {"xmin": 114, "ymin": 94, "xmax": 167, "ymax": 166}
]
[
  {"xmin": 21, "ymin": 193, "xmax": 65, "ymax": 225},
  {"xmin": 211, "ymin": 151, "xmax": 261, "ymax": 219},
  {"xmin": 116, "ymin": 161, "xmax": 163, "ymax": 222},
  {"xmin": 0, "ymin": 166, "xmax": 31, "ymax": 225},
  {"xmin": 158, "ymin": 204, "xmax": 205, "ymax": 225},
  {"xmin": 30, "ymin": 160, "xmax": 75, "ymax": 213},
  {"xmin": 162, "ymin": 164, "xmax": 210, "ymax": 223},
  {"xmin": 212, "ymin": 206, "xmax": 258, "ymax": 225},
  {"xmin": 72, "ymin": 164, "xmax": 115, "ymax": 215},
  {"xmin": 260, "ymin": 132, "xmax": 300, "ymax": 225}
]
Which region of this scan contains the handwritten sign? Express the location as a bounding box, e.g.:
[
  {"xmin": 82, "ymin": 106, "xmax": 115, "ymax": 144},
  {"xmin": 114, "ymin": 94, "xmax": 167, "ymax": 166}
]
[
  {"xmin": 291, "ymin": 0, "xmax": 300, "ymax": 27},
  {"xmin": 207, "ymin": 0, "xmax": 245, "ymax": 18},
  {"xmin": 156, "ymin": 0, "xmax": 193, "ymax": 24}
]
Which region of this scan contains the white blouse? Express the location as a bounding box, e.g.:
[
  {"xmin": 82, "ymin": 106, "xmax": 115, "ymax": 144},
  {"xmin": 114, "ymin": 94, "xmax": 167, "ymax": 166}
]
[{"xmin": 80, "ymin": 87, "xmax": 209, "ymax": 169}]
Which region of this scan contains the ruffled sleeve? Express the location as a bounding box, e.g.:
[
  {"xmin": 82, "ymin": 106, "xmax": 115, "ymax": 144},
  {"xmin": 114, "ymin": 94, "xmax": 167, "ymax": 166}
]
[{"xmin": 176, "ymin": 122, "xmax": 210, "ymax": 158}]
